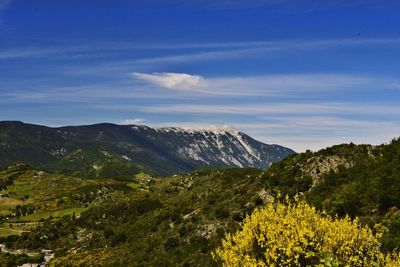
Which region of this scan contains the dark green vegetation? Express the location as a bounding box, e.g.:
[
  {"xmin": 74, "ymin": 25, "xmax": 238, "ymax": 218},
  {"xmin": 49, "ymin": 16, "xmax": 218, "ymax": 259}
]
[
  {"xmin": 0, "ymin": 253, "xmax": 44, "ymax": 267},
  {"xmin": 262, "ymin": 139, "xmax": 400, "ymax": 226},
  {"xmin": 1, "ymin": 138, "xmax": 400, "ymax": 266},
  {"xmin": 0, "ymin": 121, "xmax": 294, "ymax": 177},
  {"xmin": 1, "ymin": 168, "xmax": 265, "ymax": 266},
  {"xmin": 0, "ymin": 164, "xmax": 132, "ymax": 237}
]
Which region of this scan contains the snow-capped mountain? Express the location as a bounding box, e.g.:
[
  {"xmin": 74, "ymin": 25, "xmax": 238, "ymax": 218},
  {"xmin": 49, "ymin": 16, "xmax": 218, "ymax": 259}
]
[
  {"xmin": 0, "ymin": 121, "xmax": 295, "ymax": 176},
  {"xmin": 151, "ymin": 125, "xmax": 293, "ymax": 170}
]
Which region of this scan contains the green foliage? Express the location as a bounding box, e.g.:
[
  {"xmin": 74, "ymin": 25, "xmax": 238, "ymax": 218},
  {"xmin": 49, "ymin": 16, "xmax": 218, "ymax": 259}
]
[
  {"xmin": 261, "ymin": 139, "xmax": 400, "ymax": 246},
  {"xmin": 4, "ymin": 168, "xmax": 264, "ymax": 266},
  {"xmin": 309, "ymin": 139, "xmax": 400, "ymax": 218},
  {"xmin": 0, "ymin": 164, "xmax": 133, "ymax": 244},
  {"xmin": 46, "ymin": 145, "xmax": 149, "ymax": 180},
  {"xmin": 381, "ymin": 211, "xmax": 400, "ymax": 252},
  {"xmin": 0, "ymin": 252, "xmax": 44, "ymax": 267}
]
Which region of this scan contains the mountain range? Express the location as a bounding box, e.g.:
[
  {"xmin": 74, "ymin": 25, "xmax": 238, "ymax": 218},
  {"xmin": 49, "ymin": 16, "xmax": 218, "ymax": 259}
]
[{"xmin": 0, "ymin": 121, "xmax": 294, "ymax": 177}]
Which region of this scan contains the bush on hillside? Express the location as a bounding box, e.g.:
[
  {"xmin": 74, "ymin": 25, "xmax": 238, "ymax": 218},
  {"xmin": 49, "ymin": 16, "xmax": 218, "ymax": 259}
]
[{"xmin": 214, "ymin": 196, "xmax": 400, "ymax": 266}]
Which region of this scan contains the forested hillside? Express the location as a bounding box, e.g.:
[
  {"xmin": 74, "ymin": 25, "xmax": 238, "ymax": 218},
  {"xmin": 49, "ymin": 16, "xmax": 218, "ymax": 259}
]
[
  {"xmin": 0, "ymin": 121, "xmax": 294, "ymax": 177},
  {"xmin": 1, "ymin": 139, "xmax": 400, "ymax": 266}
]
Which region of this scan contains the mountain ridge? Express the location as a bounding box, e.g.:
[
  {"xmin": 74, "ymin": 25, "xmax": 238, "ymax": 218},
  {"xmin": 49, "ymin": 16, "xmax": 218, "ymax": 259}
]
[{"xmin": 0, "ymin": 121, "xmax": 294, "ymax": 177}]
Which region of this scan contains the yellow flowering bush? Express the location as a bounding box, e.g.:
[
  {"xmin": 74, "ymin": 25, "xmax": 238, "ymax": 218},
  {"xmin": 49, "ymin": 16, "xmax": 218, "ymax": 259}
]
[{"xmin": 214, "ymin": 196, "xmax": 400, "ymax": 266}]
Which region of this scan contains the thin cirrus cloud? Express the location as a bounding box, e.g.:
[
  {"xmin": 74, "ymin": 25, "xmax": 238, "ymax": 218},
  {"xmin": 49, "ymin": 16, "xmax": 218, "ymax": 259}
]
[
  {"xmin": 131, "ymin": 72, "xmax": 394, "ymax": 97},
  {"xmin": 134, "ymin": 102, "xmax": 400, "ymax": 116},
  {"xmin": 2, "ymin": 37, "xmax": 400, "ymax": 61},
  {"xmin": 133, "ymin": 101, "xmax": 400, "ymax": 151}
]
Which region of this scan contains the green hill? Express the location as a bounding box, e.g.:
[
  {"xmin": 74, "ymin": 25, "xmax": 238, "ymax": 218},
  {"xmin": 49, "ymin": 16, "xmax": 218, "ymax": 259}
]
[
  {"xmin": 46, "ymin": 145, "xmax": 152, "ymax": 180},
  {"xmin": 0, "ymin": 121, "xmax": 294, "ymax": 177},
  {"xmin": 0, "ymin": 164, "xmax": 132, "ymax": 238},
  {"xmin": 1, "ymin": 139, "xmax": 400, "ymax": 266}
]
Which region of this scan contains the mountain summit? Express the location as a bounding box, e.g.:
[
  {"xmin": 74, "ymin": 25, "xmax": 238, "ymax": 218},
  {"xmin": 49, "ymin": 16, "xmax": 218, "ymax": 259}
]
[
  {"xmin": 154, "ymin": 125, "xmax": 292, "ymax": 169},
  {"xmin": 0, "ymin": 121, "xmax": 294, "ymax": 176}
]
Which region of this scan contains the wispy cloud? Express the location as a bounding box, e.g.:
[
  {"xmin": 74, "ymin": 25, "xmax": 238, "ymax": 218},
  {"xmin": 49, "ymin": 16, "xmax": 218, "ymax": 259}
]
[
  {"xmin": 130, "ymin": 38, "xmax": 400, "ymax": 65},
  {"xmin": 234, "ymin": 118, "xmax": 400, "ymax": 151},
  {"xmin": 131, "ymin": 73, "xmax": 395, "ymax": 97},
  {"xmin": 3, "ymin": 73, "xmax": 400, "ymax": 105},
  {"xmin": 131, "ymin": 72, "xmax": 207, "ymax": 91},
  {"xmin": 120, "ymin": 118, "xmax": 146, "ymax": 125}
]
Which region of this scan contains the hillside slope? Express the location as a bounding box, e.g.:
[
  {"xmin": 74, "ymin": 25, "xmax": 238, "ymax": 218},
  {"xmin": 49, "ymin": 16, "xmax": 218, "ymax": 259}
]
[
  {"xmin": 3, "ymin": 139, "xmax": 400, "ymax": 266},
  {"xmin": 0, "ymin": 164, "xmax": 131, "ymax": 237}
]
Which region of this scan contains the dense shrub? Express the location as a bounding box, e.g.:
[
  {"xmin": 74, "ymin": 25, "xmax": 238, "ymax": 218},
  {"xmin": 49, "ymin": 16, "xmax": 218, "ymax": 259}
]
[
  {"xmin": 381, "ymin": 211, "xmax": 400, "ymax": 252},
  {"xmin": 214, "ymin": 197, "xmax": 400, "ymax": 266}
]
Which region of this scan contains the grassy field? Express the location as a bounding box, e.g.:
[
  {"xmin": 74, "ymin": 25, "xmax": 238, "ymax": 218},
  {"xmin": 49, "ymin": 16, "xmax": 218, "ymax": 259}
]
[
  {"xmin": 0, "ymin": 210, "xmax": 12, "ymax": 216},
  {"xmin": 0, "ymin": 227, "xmax": 29, "ymax": 237},
  {"xmin": 0, "ymin": 221, "xmax": 43, "ymax": 237},
  {"xmin": 0, "ymin": 207, "xmax": 87, "ymax": 236},
  {"xmin": 0, "ymin": 197, "xmax": 21, "ymax": 216},
  {"xmin": 126, "ymin": 182, "xmax": 142, "ymax": 189},
  {"xmin": 8, "ymin": 180, "xmax": 35, "ymax": 199},
  {"xmin": 16, "ymin": 207, "xmax": 87, "ymax": 222}
]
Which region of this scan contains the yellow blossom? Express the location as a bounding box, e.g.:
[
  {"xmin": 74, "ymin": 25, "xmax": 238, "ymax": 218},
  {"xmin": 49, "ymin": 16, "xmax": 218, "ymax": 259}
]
[{"xmin": 213, "ymin": 197, "xmax": 400, "ymax": 266}]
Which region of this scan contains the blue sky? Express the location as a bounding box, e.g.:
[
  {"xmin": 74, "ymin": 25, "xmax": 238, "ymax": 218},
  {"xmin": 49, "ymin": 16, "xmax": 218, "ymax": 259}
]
[{"xmin": 1, "ymin": 0, "xmax": 400, "ymax": 151}]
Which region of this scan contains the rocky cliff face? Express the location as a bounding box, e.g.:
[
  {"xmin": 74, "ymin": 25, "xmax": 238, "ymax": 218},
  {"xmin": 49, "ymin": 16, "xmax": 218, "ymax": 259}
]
[{"xmin": 153, "ymin": 126, "xmax": 293, "ymax": 169}]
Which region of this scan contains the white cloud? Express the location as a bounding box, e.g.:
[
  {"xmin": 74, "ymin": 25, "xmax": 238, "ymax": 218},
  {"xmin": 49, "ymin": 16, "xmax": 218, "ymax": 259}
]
[
  {"xmin": 121, "ymin": 118, "xmax": 146, "ymax": 125},
  {"xmin": 3, "ymin": 70, "xmax": 400, "ymax": 152},
  {"xmin": 131, "ymin": 72, "xmax": 207, "ymax": 91},
  {"xmin": 4, "ymin": 73, "xmax": 392, "ymax": 102}
]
